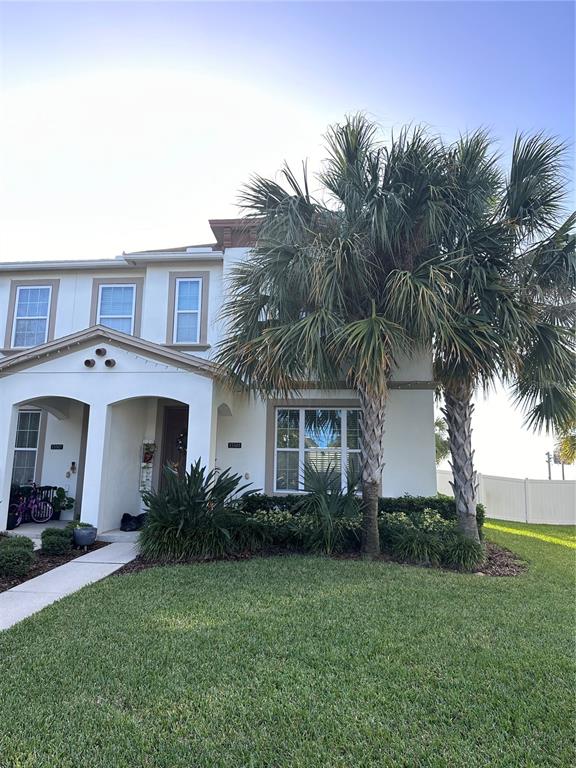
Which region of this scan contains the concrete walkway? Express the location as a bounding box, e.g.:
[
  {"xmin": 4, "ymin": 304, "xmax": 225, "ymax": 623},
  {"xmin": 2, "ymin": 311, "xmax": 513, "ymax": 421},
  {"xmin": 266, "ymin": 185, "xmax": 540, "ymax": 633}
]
[{"xmin": 0, "ymin": 541, "xmax": 137, "ymax": 631}]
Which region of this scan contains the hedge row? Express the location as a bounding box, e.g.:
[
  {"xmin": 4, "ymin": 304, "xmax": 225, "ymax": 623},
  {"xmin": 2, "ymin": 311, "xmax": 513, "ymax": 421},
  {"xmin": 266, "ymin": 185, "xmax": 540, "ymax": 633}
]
[{"xmin": 239, "ymin": 492, "xmax": 485, "ymax": 529}]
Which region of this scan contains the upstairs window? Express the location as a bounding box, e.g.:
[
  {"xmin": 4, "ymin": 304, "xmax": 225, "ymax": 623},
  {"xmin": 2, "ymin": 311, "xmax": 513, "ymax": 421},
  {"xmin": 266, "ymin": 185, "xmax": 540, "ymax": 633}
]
[
  {"xmin": 12, "ymin": 285, "xmax": 52, "ymax": 348},
  {"xmin": 173, "ymin": 278, "xmax": 202, "ymax": 343},
  {"xmin": 97, "ymin": 284, "xmax": 136, "ymax": 334}
]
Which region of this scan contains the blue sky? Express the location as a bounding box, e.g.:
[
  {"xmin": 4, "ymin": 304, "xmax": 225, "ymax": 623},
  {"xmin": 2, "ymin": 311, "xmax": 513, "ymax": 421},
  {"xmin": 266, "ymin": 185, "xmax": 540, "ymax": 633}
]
[
  {"xmin": 0, "ymin": 1, "xmax": 574, "ymax": 478},
  {"xmin": 2, "ymin": 1, "xmax": 574, "ymax": 145}
]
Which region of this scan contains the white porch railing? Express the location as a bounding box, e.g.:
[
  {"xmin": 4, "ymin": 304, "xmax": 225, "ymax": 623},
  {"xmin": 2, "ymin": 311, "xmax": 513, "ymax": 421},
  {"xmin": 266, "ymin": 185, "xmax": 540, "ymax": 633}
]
[{"xmin": 437, "ymin": 470, "xmax": 576, "ymax": 525}]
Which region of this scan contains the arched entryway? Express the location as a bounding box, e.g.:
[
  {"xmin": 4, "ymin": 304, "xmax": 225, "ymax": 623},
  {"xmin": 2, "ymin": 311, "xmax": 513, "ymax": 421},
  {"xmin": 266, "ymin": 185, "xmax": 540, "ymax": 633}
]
[
  {"xmin": 97, "ymin": 396, "xmax": 190, "ymax": 534},
  {"xmin": 6, "ymin": 396, "xmax": 90, "ymax": 525},
  {"xmin": 0, "ymin": 330, "xmax": 217, "ymax": 534}
]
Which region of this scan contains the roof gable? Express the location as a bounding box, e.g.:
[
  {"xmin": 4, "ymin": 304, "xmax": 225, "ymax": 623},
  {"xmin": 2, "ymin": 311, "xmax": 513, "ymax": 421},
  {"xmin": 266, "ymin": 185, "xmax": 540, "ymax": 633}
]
[{"xmin": 0, "ymin": 325, "xmax": 217, "ymax": 378}]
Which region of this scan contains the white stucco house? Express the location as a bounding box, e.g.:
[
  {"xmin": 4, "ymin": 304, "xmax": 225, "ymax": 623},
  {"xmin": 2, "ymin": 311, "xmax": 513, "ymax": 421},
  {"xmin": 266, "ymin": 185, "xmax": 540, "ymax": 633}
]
[{"xmin": 0, "ymin": 218, "xmax": 437, "ymax": 534}]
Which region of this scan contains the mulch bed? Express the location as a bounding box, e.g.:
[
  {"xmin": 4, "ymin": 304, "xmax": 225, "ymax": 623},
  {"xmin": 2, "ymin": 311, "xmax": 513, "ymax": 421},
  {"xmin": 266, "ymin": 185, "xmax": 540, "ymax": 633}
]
[
  {"xmin": 476, "ymin": 541, "xmax": 527, "ymax": 577},
  {"xmin": 0, "ymin": 540, "xmax": 110, "ymax": 593},
  {"xmin": 335, "ymin": 541, "xmax": 527, "ymax": 576},
  {"xmin": 114, "ymin": 541, "xmax": 527, "ymax": 578}
]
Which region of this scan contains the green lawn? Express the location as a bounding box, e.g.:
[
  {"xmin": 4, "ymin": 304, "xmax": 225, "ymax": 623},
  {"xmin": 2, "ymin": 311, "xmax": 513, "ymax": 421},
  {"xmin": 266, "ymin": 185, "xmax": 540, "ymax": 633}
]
[{"xmin": 1, "ymin": 523, "xmax": 574, "ymax": 768}]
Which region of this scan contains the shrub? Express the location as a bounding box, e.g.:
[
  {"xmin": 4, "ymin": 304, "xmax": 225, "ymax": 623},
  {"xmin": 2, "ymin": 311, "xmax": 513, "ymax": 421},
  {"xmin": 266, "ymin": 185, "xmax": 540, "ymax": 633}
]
[
  {"xmin": 0, "ymin": 539, "xmax": 35, "ymax": 578},
  {"xmin": 441, "ymin": 534, "xmax": 485, "ymax": 572},
  {"xmin": 65, "ymin": 521, "xmax": 93, "ymax": 531},
  {"xmin": 379, "ymin": 508, "xmax": 485, "ymax": 571},
  {"xmin": 379, "ymin": 509, "xmax": 455, "ymax": 548},
  {"xmin": 51, "ymin": 487, "xmax": 75, "ymax": 518},
  {"xmin": 291, "ymin": 465, "xmax": 361, "ymax": 554},
  {"xmin": 41, "ymin": 527, "xmax": 73, "ymax": 555},
  {"xmin": 293, "ymin": 512, "xmax": 361, "ymax": 554},
  {"xmin": 241, "ymin": 492, "xmax": 485, "ymax": 531},
  {"xmin": 239, "ymin": 494, "xmax": 300, "ymax": 516},
  {"xmin": 379, "ymin": 511, "xmax": 414, "ymax": 549},
  {"xmin": 389, "ymin": 526, "xmax": 444, "ymax": 565},
  {"xmin": 140, "ymin": 460, "xmax": 267, "ymax": 561},
  {"xmin": 247, "ymin": 508, "xmax": 298, "ymax": 546},
  {"xmin": 378, "ymin": 494, "xmax": 485, "ymax": 531},
  {"xmin": 0, "ymin": 535, "xmax": 34, "ymax": 553}
]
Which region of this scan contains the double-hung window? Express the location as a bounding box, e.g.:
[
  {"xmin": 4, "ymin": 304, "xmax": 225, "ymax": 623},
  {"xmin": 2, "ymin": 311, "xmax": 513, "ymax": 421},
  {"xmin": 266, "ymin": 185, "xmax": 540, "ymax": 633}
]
[
  {"xmin": 11, "ymin": 410, "xmax": 41, "ymax": 486},
  {"xmin": 97, "ymin": 284, "xmax": 136, "ymax": 334},
  {"xmin": 12, "ymin": 286, "xmax": 52, "ymax": 348},
  {"xmin": 274, "ymin": 407, "xmax": 362, "ymax": 492},
  {"xmin": 173, "ymin": 278, "xmax": 202, "ymax": 344}
]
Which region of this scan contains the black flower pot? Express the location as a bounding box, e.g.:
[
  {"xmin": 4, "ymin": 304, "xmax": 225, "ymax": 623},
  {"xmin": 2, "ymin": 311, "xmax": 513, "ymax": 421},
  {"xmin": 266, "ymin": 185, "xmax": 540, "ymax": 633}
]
[{"xmin": 73, "ymin": 526, "xmax": 97, "ymax": 547}]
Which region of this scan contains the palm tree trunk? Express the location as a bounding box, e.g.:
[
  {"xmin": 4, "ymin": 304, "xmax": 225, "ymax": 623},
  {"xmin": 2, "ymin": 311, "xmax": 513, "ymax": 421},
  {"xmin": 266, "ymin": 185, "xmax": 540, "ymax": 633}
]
[
  {"xmin": 359, "ymin": 387, "xmax": 387, "ymax": 558},
  {"xmin": 442, "ymin": 380, "xmax": 480, "ymax": 543}
]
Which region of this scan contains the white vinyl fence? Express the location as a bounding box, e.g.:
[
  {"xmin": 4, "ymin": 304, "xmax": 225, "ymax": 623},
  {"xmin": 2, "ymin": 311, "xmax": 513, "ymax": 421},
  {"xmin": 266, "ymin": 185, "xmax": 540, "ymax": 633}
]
[{"xmin": 437, "ymin": 470, "xmax": 576, "ymax": 525}]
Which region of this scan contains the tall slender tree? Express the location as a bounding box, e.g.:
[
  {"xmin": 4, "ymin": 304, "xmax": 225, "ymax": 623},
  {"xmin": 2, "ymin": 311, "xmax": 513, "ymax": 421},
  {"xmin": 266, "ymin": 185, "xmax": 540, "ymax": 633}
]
[
  {"xmin": 427, "ymin": 134, "xmax": 575, "ymax": 540},
  {"xmin": 217, "ymin": 116, "xmax": 457, "ymax": 558},
  {"xmin": 218, "ymin": 116, "xmax": 575, "ymax": 550}
]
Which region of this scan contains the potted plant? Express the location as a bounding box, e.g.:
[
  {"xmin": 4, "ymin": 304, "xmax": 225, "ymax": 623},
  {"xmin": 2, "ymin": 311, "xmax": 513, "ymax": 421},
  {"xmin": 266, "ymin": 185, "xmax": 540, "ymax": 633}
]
[
  {"xmin": 51, "ymin": 487, "xmax": 75, "ymax": 521},
  {"xmin": 66, "ymin": 521, "xmax": 97, "ymax": 548}
]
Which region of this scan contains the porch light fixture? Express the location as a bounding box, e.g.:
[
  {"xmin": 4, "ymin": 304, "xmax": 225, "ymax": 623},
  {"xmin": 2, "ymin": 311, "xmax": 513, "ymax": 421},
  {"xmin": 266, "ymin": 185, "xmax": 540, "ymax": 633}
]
[
  {"xmin": 105, "ymin": 358, "xmax": 116, "ymax": 367},
  {"xmin": 84, "ymin": 359, "xmax": 95, "ymax": 367},
  {"xmin": 95, "ymin": 347, "xmax": 107, "ymax": 356}
]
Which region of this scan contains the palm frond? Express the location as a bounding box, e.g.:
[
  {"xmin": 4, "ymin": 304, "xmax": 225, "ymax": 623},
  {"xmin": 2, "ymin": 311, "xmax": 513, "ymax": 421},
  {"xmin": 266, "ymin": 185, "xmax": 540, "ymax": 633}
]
[
  {"xmin": 504, "ymin": 132, "xmax": 568, "ymax": 234},
  {"xmin": 510, "ymin": 322, "xmax": 576, "ymax": 432},
  {"xmin": 332, "ymin": 307, "xmax": 408, "ymax": 395},
  {"xmin": 522, "ymin": 211, "xmax": 576, "ymax": 301}
]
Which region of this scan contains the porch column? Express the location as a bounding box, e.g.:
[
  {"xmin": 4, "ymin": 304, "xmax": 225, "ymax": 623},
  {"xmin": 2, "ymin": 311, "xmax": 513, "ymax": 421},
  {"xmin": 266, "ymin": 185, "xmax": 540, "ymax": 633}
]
[
  {"xmin": 0, "ymin": 405, "xmax": 19, "ymax": 531},
  {"xmin": 79, "ymin": 403, "xmax": 110, "ymax": 529},
  {"xmin": 184, "ymin": 383, "xmax": 215, "ymax": 473}
]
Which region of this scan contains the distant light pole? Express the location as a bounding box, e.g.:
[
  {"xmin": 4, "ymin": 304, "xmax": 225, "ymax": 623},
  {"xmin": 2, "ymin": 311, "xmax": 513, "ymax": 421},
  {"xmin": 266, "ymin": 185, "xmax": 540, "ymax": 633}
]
[{"xmin": 545, "ymin": 451, "xmax": 552, "ymax": 480}]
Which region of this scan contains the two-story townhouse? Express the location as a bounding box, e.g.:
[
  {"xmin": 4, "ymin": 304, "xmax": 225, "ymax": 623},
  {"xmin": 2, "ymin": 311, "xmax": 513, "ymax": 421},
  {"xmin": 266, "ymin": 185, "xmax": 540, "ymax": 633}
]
[{"xmin": 0, "ymin": 218, "xmax": 437, "ymax": 535}]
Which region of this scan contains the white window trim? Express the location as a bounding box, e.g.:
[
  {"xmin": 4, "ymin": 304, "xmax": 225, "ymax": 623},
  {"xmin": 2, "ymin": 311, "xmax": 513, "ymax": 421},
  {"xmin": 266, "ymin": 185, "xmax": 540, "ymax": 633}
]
[
  {"xmin": 97, "ymin": 283, "xmax": 136, "ymax": 334},
  {"xmin": 12, "ymin": 409, "xmax": 41, "ymax": 485},
  {"xmin": 173, "ymin": 277, "xmax": 202, "ymax": 344},
  {"xmin": 273, "ymin": 407, "xmax": 361, "ymax": 493},
  {"xmin": 11, "ymin": 285, "xmax": 52, "ymax": 349}
]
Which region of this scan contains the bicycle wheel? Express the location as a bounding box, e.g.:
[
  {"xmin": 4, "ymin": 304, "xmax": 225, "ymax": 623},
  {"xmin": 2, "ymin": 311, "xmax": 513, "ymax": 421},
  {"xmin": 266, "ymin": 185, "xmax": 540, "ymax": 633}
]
[
  {"xmin": 30, "ymin": 500, "xmax": 54, "ymax": 524},
  {"xmin": 7, "ymin": 503, "xmax": 23, "ymax": 529}
]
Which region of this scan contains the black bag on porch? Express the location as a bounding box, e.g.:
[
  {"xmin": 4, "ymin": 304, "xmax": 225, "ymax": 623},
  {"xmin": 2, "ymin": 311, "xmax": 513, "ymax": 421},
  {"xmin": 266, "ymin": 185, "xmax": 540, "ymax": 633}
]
[{"xmin": 120, "ymin": 512, "xmax": 147, "ymax": 532}]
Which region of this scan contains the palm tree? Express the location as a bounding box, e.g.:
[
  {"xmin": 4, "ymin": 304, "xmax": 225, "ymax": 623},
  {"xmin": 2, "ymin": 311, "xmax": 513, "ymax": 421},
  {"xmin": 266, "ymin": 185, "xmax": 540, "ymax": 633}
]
[
  {"xmin": 217, "ymin": 116, "xmax": 458, "ymax": 558},
  {"xmin": 556, "ymin": 420, "xmax": 576, "ymax": 465},
  {"xmin": 217, "ymin": 116, "xmax": 575, "ymax": 551},
  {"xmin": 428, "ymin": 134, "xmax": 576, "ymax": 541}
]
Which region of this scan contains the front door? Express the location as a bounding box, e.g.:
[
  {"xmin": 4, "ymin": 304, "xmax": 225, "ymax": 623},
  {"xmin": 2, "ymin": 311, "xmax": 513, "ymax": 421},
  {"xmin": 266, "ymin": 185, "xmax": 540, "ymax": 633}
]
[{"xmin": 160, "ymin": 406, "xmax": 188, "ymax": 483}]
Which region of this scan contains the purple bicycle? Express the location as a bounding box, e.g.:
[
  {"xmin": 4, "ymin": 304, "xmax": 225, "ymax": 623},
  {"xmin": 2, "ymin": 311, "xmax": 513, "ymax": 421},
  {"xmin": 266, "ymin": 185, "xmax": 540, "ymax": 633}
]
[{"xmin": 8, "ymin": 484, "xmax": 54, "ymax": 529}]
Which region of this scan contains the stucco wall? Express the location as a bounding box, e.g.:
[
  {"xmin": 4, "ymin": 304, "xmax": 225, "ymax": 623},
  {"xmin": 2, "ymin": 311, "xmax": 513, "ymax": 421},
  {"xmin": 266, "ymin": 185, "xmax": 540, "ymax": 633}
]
[
  {"xmin": 215, "ymin": 391, "xmax": 268, "ymax": 490},
  {"xmin": 213, "ymin": 385, "xmax": 437, "ymax": 498},
  {"xmin": 41, "ymin": 403, "xmax": 84, "ymax": 505},
  {"xmin": 381, "ymin": 388, "xmax": 436, "ymax": 496},
  {"xmin": 0, "ymin": 270, "xmax": 145, "ymax": 352},
  {"xmin": 0, "ymin": 260, "xmax": 225, "ymax": 359},
  {"xmin": 140, "ymin": 262, "xmax": 224, "ymax": 351},
  {"xmin": 99, "ymin": 399, "xmax": 148, "ymax": 531}
]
